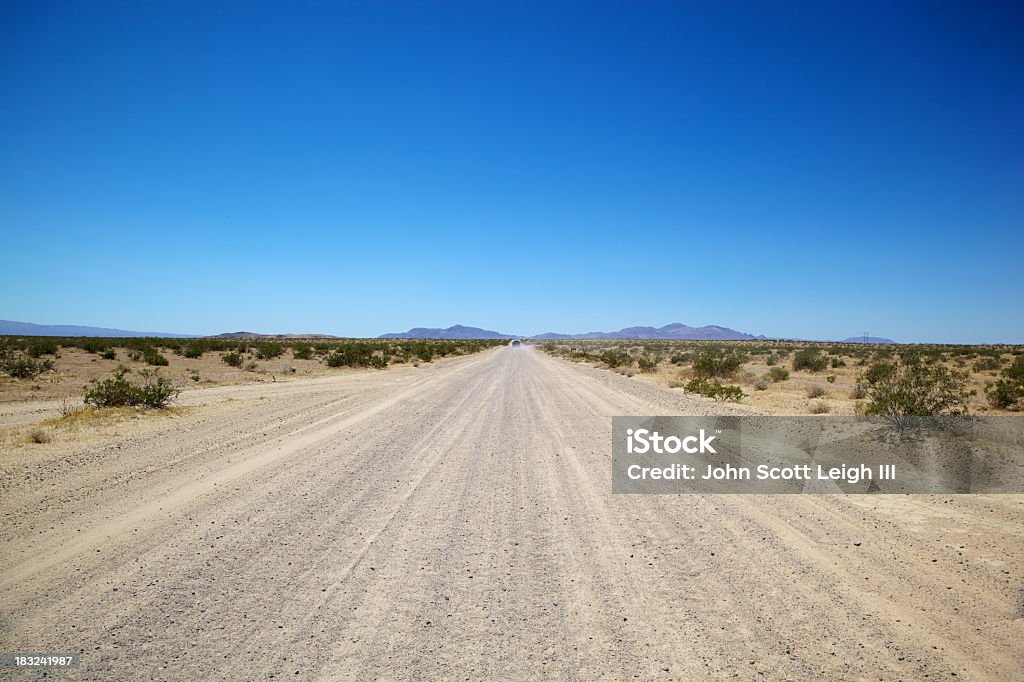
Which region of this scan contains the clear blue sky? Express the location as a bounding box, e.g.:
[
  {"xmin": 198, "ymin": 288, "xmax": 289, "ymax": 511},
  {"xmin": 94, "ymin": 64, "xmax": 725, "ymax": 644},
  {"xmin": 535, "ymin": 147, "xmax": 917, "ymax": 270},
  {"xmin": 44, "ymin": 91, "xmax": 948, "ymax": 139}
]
[{"xmin": 1, "ymin": 1, "xmax": 1021, "ymax": 342}]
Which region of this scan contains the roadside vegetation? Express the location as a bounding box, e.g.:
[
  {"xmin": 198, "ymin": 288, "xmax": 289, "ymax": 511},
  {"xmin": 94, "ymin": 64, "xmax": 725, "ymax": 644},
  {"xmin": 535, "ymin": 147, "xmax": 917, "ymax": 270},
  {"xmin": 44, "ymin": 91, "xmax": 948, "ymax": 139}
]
[
  {"xmin": 0, "ymin": 335, "xmax": 508, "ymax": 409},
  {"xmin": 85, "ymin": 366, "xmax": 180, "ymax": 409},
  {"xmin": 539, "ymin": 339, "xmax": 1023, "ymax": 414}
]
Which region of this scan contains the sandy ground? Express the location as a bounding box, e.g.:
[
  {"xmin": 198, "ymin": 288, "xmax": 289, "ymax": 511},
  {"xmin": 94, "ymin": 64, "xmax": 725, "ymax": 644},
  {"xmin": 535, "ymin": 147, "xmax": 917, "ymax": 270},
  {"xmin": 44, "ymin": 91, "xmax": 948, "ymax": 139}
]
[{"xmin": 1, "ymin": 346, "xmax": 1022, "ymax": 680}]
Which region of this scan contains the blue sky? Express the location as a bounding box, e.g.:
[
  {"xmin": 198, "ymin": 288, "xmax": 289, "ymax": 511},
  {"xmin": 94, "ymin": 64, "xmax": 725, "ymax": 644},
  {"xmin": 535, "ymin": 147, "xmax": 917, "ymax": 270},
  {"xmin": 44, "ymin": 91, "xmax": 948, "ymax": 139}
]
[{"xmin": 1, "ymin": 1, "xmax": 1021, "ymax": 342}]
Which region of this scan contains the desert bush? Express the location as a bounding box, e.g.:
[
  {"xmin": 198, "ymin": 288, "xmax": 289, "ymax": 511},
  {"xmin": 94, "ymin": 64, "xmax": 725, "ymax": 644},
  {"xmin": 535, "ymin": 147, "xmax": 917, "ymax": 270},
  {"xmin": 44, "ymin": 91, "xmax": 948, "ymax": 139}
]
[
  {"xmin": 670, "ymin": 353, "xmax": 692, "ymax": 365},
  {"xmin": 754, "ymin": 378, "xmax": 769, "ymax": 391},
  {"xmin": 692, "ymin": 347, "xmax": 748, "ymax": 378},
  {"xmin": 410, "ymin": 343, "xmax": 435, "ymax": 363},
  {"xmin": 862, "ymin": 358, "xmax": 973, "ymax": 430},
  {"xmin": 222, "ymin": 351, "xmax": 243, "ymax": 367},
  {"xmin": 180, "ymin": 343, "xmax": 205, "ymax": 359},
  {"xmin": 986, "ymin": 380, "xmax": 1024, "ymax": 410},
  {"xmin": 1003, "ymin": 355, "xmax": 1024, "ymax": 382},
  {"xmin": 84, "ymin": 367, "xmax": 179, "ymax": 409},
  {"xmin": 637, "ymin": 357, "xmax": 658, "ymax": 372},
  {"xmin": 59, "ymin": 399, "xmax": 84, "ymax": 419},
  {"xmin": 83, "ymin": 366, "xmax": 137, "ymax": 407},
  {"xmin": 600, "ymin": 350, "xmax": 631, "ymax": 368},
  {"xmin": 793, "ymin": 348, "xmax": 827, "ymax": 372},
  {"xmin": 292, "ymin": 344, "xmax": 314, "ymax": 360},
  {"xmin": 29, "ymin": 428, "xmax": 52, "ymax": 444},
  {"xmin": 806, "ymin": 385, "xmax": 827, "ymax": 399},
  {"xmin": 1, "ymin": 353, "xmax": 53, "ymax": 379},
  {"xmin": 809, "ymin": 401, "xmax": 830, "ymax": 414},
  {"xmin": 80, "ymin": 338, "xmax": 110, "ymax": 354},
  {"xmin": 826, "ymin": 374, "xmax": 836, "ymax": 383},
  {"xmin": 100, "ymin": 348, "xmax": 117, "ymax": 360},
  {"xmin": 28, "ymin": 340, "xmax": 59, "ymax": 357},
  {"xmin": 972, "ymin": 357, "xmax": 1001, "ymax": 372},
  {"xmin": 863, "ymin": 361, "xmax": 896, "ymax": 385},
  {"xmin": 255, "ymin": 342, "xmax": 284, "ymax": 360},
  {"xmin": 849, "ymin": 383, "xmax": 867, "ymax": 400},
  {"xmin": 830, "ymin": 357, "xmax": 846, "ymax": 368},
  {"xmin": 142, "ymin": 348, "xmax": 169, "ymax": 366},
  {"xmin": 685, "ymin": 377, "xmax": 745, "ymax": 402},
  {"xmin": 768, "ymin": 367, "xmax": 790, "ymax": 382},
  {"xmin": 985, "ymin": 356, "xmax": 1024, "ymax": 409}
]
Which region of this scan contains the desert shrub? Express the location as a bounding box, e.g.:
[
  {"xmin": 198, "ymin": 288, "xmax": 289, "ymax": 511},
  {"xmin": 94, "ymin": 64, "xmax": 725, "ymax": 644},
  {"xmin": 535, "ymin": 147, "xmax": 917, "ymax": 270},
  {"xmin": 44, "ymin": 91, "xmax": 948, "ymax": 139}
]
[
  {"xmin": 222, "ymin": 351, "xmax": 243, "ymax": 367},
  {"xmin": 637, "ymin": 357, "xmax": 658, "ymax": 372},
  {"xmin": 80, "ymin": 338, "xmax": 110, "ymax": 354},
  {"xmin": 100, "ymin": 348, "xmax": 117, "ymax": 360},
  {"xmin": 685, "ymin": 377, "xmax": 745, "ymax": 402},
  {"xmin": 180, "ymin": 343, "xmax": 205, "ymax": 359},
  {"xmin": 28, "ymin": 340, "xmax": 59, "ymax": 357},
  {"xmin": 692, "ymin": 347, "xmax": 748, "ymax": 378},
  {"xmin": 985, "ymin": 357, "xmax": 1024, "ymax": 409},
  {"xmin": 1004, "ymin": 356, "xmax": 1024, "ymax": 382},
  {"xmin": 669, "ymin": 353, "xmax": 692, "ymax": 365},
  {"xmin": 325, "ymin": 343, "xmax": 389, "ymax": 368},
  {"xmin": 1, "ymin": 353, "xmax": 53, "ymax": 379},
  {"xmin": 126, "ymin": 350, "xmax": 142, "ymax": 361},
  {"xmin": 863, "ymin": 361, "xmax": 896, "ymax": 385},
  {"xmin": 754, "ymin": 378, "xmax": 769, "ymax": 391},
  {"xmin": 83, "ymin": 367, "xmax": 136, "ymax": 406},
  {"xmin": 806, "ymin": 385, "xmax": 827, "ymax": 399},
  {"xmin": 830, "ymin": 357, "xmax": 846, "ymax": 368},
  {"xmin": 292, "ymin": 344, "xmax": 314, "ymax": 360},
  {"xmin": 134, "ymin": 370, "xmax": 180, "ymax": 407},
  {"xmin": 973, "ymin": 357, "xmax": 1001, "ymax": 372},
  {"xmin": 793, "ymin": 348, "xmax": 827, "ymax": 372},
  {"xmin": 768, "ymin": 367, "xmax": 790, "ymax": 382},
  {"xmin": 826, "ymin": 374, "xmax": 836, "ymax": 383},
  {"xmin": 986, "ymin": 380, "xmax": 1024, "ymax": 410},
  {"xmin": 849, "ymin": 383, "xmax": 868, "ymax": 400},
  {"xmin": 809, "ymin": 401, "xmax": 830, "ymax": 414},
  {"xmin": 863, "ymin": 359, "xmax": 973, "ymax": 430},
  {"xmin": 254, "ymin": 342, "xmax": 284, "ymax": 360},
  {"xmin": 765, "ymin": 353, "xmax": 778, "ymax": 366},
  {"xmin": 29, "ymin": 428, "xmax": 52, "ymax": 443},
  {"xmin": 142, "ymin": 348, "xmax": 169, "ymax": 366},
  {"xmin": 600, "ymin": 350, "xmax": 631, "ymax": 368},
  {"xmin": 84, "ymin": 367, "xmax": 179, "ymax": 409}
]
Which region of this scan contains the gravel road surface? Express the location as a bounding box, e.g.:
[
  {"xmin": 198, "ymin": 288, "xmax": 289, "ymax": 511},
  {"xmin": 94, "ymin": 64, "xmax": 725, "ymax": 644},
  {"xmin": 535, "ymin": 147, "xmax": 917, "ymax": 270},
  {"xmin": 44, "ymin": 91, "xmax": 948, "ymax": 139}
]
[{"xmin": 1, "ymin": 346, "xmax": 1021, "ymax": 679}]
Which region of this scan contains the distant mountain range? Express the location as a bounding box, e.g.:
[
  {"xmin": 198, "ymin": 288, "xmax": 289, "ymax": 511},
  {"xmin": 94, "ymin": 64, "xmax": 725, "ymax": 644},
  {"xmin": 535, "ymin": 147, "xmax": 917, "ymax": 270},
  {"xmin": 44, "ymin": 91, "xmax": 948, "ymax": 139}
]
[
  {"xmin": 0, "ymin": 319, "xmax": 901, "ymax": 343},
  {"xmin": 840, "ymin": 336, "xmax": 897, "ymax": 344},
  {"xmin": 208, "ymin": 331, "xmax": 340, "ymax": 339},
  {"xmin": 379, "ymin": 324, "xmax": 515, "ymax": 340},
  {"xmin": 0, "ymin": 319, "xmax": 194, "ymax": 338},
  {"xmin": 379, "ymin": 322, "xmax": 766, "ymax": 341},
  {"xmin": 531, "ymin": 323, "xmax": 767, "ymax": 341}
]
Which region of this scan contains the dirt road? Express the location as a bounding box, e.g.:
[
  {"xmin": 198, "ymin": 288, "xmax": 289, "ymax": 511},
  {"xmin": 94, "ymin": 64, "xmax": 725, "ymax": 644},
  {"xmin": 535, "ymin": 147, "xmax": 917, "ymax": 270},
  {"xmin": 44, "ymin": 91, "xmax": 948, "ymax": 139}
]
[{"xmin": 1, "ymin": 346, "xmax": 1022, "ymax": 679}]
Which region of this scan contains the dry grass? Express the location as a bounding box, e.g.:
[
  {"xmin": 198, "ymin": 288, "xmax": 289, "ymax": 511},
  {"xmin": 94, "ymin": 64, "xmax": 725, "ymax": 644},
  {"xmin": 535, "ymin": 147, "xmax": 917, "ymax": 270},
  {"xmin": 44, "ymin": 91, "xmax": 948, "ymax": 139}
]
[{"xmin": 28, "ymin": 428, "xmax": 51, "ymax": 443}]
